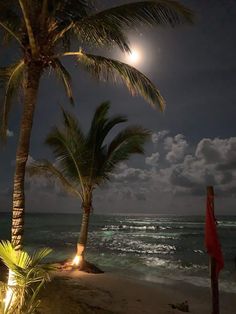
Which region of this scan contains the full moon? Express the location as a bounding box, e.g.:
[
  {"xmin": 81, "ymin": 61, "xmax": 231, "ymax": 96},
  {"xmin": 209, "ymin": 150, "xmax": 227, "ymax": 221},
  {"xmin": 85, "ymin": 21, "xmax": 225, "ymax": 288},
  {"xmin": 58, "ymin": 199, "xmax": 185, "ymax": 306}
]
[{"xmin": 126, "ymin": 48, "xmax": 142, "ymax": 66}]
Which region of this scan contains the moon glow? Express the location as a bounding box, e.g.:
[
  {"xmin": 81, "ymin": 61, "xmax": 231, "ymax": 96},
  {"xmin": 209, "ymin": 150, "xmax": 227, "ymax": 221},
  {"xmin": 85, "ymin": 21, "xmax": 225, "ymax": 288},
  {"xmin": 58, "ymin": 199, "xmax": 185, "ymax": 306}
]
[
  {"xmin": 115, "ymin": 36, "xmax": 156, "ymax": 71},
  {"xmin": 126, "ymin": 48, "xmax": 142, "ymax": 66}
]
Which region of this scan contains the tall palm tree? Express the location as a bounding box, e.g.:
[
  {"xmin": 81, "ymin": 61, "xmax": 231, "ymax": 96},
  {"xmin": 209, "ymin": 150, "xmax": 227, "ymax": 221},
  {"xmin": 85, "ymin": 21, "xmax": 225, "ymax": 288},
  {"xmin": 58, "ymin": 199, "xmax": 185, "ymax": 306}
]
[
  {"xmin": 28, "ymin": 102, "xmax": 150, "ymax": 268},
  {"xmin": 0, "ymin": 1, "xmax": 193, "ymax": 250}
]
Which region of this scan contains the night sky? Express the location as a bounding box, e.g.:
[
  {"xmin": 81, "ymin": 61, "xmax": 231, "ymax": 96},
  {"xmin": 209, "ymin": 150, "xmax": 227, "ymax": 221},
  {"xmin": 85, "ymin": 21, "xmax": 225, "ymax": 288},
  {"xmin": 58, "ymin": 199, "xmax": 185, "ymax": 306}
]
[{"xmin": 1, "ymin": 0, "xmax": 236, "ymax": 215}]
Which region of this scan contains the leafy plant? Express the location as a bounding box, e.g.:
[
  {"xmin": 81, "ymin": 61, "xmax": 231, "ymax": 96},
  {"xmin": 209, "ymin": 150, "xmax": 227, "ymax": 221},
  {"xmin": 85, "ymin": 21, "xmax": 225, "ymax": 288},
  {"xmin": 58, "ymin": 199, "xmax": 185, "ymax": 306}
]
[{"xmin": 0, "ymin": 241, "xmax": 52, "ymax": 314}]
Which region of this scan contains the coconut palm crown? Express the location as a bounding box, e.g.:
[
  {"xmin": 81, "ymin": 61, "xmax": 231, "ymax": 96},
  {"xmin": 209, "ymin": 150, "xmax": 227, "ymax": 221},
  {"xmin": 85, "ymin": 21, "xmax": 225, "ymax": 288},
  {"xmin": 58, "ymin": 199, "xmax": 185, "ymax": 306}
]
[
  {"xmin": 0, "ymin": 1, "xmax": 193, "ymax": 250},
  {"xmin": 28, "ymin": 102, "xmax": 150, "ymax": 266}
]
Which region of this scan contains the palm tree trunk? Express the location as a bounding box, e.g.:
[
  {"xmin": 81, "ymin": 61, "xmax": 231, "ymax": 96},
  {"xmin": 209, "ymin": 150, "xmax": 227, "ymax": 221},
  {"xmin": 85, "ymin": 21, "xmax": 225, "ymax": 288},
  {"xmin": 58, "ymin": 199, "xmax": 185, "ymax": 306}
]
[
  {"xmin": 77, "ymin": 206, "xmax": 91, "ymax": 267},
  {"xmin": 11, "ymin": 63, "xmax": 41, "ymax": 250}
]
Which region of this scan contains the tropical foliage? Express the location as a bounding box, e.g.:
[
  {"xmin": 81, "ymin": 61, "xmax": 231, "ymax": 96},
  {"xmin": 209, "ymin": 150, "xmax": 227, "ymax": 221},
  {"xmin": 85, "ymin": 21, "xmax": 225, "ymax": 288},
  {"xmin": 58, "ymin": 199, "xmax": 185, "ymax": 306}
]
[
  {"xmin": 28, "ymin": 102, "xmax": 150, "ymax": 266},
  {"xmin": 0, "ymin": 0, "xmax": 193, "ymax": 251},
  {"xmin": 0, "ymin": 241, "xmax": 52, "ymax": 314}
]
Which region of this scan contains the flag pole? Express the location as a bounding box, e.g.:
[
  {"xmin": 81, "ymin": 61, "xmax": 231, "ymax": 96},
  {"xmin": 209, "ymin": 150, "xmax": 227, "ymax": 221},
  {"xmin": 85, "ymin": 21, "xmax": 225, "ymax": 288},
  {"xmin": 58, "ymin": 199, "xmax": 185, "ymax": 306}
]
[{"xmin": 207, "ymin": 186, "xmax": 219, "ymax": 314}]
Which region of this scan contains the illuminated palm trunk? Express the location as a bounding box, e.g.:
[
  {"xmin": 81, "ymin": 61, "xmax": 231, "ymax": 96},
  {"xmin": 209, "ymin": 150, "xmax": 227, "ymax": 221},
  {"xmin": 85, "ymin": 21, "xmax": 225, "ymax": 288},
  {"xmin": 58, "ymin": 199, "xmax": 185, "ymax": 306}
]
[
  {"xmin": 77, "ymin": 206, "xmax": 91, "ymax": 268},
  {"xmin": 11, "ymin": 63, "xmax": 41, "ymax": 250}
]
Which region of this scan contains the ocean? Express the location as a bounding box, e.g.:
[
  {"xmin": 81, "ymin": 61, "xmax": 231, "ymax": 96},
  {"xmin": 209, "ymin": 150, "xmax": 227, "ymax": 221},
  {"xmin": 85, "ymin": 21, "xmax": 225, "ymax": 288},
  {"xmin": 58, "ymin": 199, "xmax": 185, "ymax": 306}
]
[{"xmin": 0, "ymin": 213, "xmax": 236, "ymax": 293}]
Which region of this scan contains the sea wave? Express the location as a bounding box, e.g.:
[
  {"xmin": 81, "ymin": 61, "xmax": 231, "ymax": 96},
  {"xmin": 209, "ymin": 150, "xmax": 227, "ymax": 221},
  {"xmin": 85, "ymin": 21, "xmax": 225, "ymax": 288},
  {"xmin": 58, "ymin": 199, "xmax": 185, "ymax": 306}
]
[
  {"xmin": 143, "ymin": 256, "xmax": 207, "ymax": 271},
  {"xmin": 100, "ymin": 223, "xmax": 208, "ymax": 232},
  {"xmin": 218, "ymin": 221, "xmax": 236, "ymax": 228},
  {"xmin": 101, "ymin": 224, "xmax": 158, "ymax": 231}
]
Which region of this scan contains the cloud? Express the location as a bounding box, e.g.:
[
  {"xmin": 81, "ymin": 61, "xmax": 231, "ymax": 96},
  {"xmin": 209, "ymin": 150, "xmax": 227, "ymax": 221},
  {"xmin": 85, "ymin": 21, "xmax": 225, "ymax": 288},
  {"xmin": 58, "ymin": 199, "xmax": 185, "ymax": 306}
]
[
  {"xmin": 112, "ymin": 163, "xmax": 149, "ymax": 183},
  {"xmin": 168, "ymin": 137, "xmax": 236, "ymax": 196},
  {"xmin": 196, "ymin": 137, "xmax": 236, "ymax": 165},
  {"xmin": 164, "ymin": 134, "xmax": 188, "ymax": 163},
  {"xmin": 145, "ymin": 152, "xmax": 160, "ymax": 167},
  {"xmin": 195, "ymin": 138, "xmax": 222, "ymax": 163},
  {"xmin": 14, "ymin": 134, "xmax": 236, "ymax": 214},
  {"xmin": 151, "ymin": 130, "xmax": 169, "ymax": 144},
  {"xmin": 108, "ymin": 134, "xmax": 236, "ymax": 201}
]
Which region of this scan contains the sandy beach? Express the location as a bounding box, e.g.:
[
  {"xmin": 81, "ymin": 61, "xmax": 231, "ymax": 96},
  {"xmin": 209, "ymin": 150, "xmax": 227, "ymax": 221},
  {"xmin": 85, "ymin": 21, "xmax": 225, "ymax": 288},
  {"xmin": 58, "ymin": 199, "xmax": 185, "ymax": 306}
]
[{"xmin": 39, "ymin": 270, "xmax": 236, "ymax": 314}]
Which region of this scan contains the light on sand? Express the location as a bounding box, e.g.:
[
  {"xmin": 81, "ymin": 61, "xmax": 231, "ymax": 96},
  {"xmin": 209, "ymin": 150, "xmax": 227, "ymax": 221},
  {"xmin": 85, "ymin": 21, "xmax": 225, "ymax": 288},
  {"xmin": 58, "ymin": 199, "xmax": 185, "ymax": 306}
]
[{"xmin": 72, "ymin": 255, "xmax": 81, "ymax": 267}]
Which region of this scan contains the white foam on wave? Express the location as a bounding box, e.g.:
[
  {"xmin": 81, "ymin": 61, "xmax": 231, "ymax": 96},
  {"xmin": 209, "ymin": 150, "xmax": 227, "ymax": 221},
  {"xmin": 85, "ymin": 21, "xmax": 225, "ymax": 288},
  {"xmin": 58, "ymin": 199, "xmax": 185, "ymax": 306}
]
[
  {"xmin": 101, "ymin": 224, "xmax": 157, "ymax": 231},
  {"xmin": 218, "ymin": 221, "xmax": 236, "ymax": 228}
]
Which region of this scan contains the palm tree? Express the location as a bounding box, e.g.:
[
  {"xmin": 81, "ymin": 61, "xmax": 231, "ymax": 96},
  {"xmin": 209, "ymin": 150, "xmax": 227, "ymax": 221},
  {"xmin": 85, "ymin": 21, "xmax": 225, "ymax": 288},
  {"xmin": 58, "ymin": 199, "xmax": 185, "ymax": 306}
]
[
  {"xmin": 28, "ymin": 102, "xmax": 150, "ymax": 268},
  {"xmin": 0, "ymin": 1, "xmax": 193, "ymax": 250}
]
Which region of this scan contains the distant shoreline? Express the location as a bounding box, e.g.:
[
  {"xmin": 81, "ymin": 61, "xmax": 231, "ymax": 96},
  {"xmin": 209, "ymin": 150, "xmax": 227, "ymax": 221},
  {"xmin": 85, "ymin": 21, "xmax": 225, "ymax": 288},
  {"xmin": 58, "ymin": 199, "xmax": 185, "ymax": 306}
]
[{"xmin": 2, "ymin": 211, "xmax": 236, "ymax": 217}]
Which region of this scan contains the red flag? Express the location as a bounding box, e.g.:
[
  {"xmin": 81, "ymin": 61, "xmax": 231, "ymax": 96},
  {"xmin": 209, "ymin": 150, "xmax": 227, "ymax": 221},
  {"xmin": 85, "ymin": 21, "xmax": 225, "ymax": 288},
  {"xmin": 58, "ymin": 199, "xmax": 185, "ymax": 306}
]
[{"xmin": 204, "ymin": 192, "xmax": 224, "ymax": 276}]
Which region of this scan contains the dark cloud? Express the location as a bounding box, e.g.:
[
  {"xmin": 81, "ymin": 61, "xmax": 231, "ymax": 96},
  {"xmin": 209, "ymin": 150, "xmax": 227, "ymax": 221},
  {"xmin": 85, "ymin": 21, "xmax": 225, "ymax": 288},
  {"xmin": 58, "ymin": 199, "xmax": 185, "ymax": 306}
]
[{"xmin": 135, "ymin": 192, "xmax": 146, "ymax": 201}]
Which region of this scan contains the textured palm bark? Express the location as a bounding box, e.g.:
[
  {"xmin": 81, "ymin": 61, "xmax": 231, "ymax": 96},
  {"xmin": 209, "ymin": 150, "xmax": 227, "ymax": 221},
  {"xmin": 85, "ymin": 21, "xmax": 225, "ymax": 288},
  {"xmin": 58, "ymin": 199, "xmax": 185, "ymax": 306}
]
[
  {"xmin": 77, "ymin": 207, "xmax": 91, "ymax": 268},
  {"xmin": 11, "ymin": 63, "xmax": 41, "ymax": 250}
]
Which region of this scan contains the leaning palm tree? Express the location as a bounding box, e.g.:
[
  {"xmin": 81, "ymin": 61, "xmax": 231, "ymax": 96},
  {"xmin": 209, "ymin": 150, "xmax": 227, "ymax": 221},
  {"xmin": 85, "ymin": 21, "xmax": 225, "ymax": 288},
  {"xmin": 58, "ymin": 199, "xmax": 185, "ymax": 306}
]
[
  {"xmin": 28, "ymin": 102, "xmax": 150, "ymax": 268},
  {"xmin": 0, "ymin": 1, "xmax": 193, "ymax": 250}
]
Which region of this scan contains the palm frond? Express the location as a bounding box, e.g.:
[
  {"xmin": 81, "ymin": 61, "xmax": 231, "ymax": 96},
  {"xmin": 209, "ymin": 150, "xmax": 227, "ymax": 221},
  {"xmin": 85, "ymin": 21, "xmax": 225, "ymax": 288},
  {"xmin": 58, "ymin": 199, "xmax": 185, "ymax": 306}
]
[
  {"xmin": 0, "ymin": 240, "xmax": 52, "ymax": 273},
  {"xmin": 0, "ymin": 2, "xmax": 22, "ymax": 45},
  {"xmin": 73, "ymin": 18, "xmax": 130, "ymax": 52},
  {"xmin": 103, "ymin": 126, "xmax": 150, "ymax": 176},
  {"xmin": 49, "ymin": 0, "xmax": 94, "ymax": 49},
  {"xmin": 53, "ymin": 58, "xmax": 74, "ymax": 104},
  {"xmin": 98, "ymin": 114, "xmax": 128, "ymax": 146},
  {"xmin": 108, "ymin": 125, "xmax": 150, "ymax": 158},
  {"xmin": 73, "ymin": 0, "xmax": 193, "ymax": 51},
  {"xmin": 61, "ymin": 108, "xmax": 81, "ymax": 134},
  {"xmin": 87, "ymin": 101, "xmax": 127, "ymax": 147},
  {"xmin": 51, "ymin": 21, "xmax": 74, "ymax": 47},
  {"xmin": 0, "ymin": 21, "xmax": 22, "ymax": 46},
  {"xmin": 30, "ymin": 248, "xmax": 53, "ymax": 267},
  {"xmin": 18, "ymin": 0, "xmax": 38, "ymax": 56},
  {"xmin": 53, "ymin": 0, "xmax": 93, "ymax": 22},
  {"xmin": 98, "ymin": 1, "xmax": 194, "ymax": 26},
  {"xmin": 0, "ymin": 241, "xmax": 52, "ymax": 313},
  {"xmin": 45, "ymin": 124, "xmax": 87, "ymax": 193},
  {"xmin": 91, "ymin": 125, "xmax": 150, "ymax": 185},
  {"xmin": 74, "ymin": 51, "xmax": 165, "ymax": 111},
  {"xmin": 27, "ymin": 159, "xmax": 81, "ymax": 197},
  {"xmin": 0, "ymin": 240, "xmax": 18, "ymax": 270},
  {"xmin": 60, "ymin": 109, "xmax": 89, "ymax": 167},
  {"xmin": 87, "ymin": 101, "xmax": 110, "ymax": 144},
  {"xmin": 0, "ymin": 59, "xmax": 25, "ymax": 141}
]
